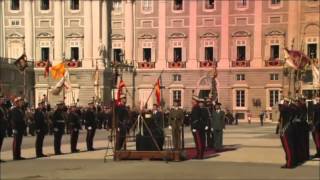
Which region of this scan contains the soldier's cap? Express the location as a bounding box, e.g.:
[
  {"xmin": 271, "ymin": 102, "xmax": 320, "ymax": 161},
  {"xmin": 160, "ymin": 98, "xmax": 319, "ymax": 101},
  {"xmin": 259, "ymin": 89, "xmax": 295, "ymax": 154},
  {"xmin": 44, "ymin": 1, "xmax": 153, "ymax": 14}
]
[
  {"xmin": 119, "ymin": 94, "xmax": 126, "ymax": 99},
  {"xmin": 13, "ymin": 97, "xmax": 23, "ymax": 103},
  {"xmin": 145, "ymin": 113, "xmax": 152, "ymax": 118},
  {"xmin": 56, "ymin": 101, "xmax": 64, "ymax": 105},
  {"xmin": 192, "ymin": 95, "xmax": 200, "ymax": 101}
]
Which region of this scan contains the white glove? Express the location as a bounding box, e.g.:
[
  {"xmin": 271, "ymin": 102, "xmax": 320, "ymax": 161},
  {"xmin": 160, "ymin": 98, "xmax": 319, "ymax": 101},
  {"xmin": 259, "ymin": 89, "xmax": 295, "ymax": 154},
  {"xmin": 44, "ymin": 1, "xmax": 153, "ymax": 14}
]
[
  {"xmin": 211, "ymin": 128, "xmax": 214, "ymax": 131},
  {"xmin": 36, "ymin": 130, "xmax": 41, "ymax": 133},
  {"xmin": 53, "ymin": 128, "xmax": 59, "ymax": 132},
  {"xmin": 117, "ymin": 128, "xmax": 120, "ymax": 131},
  {"xmin": 192, "ymin": 129, "xmax": 196, "ymax": 133},
  {"xmin": 88, "ymin": 126, "xmax": 92, "ymax": 130},
  {"xmin": 73, "ymin": 128, "xmax": 78, "ymax": 132},
  {"xmin": 205, "ymin": 126, "xmax": 209, "ymax": 130},
  {"xmin": 12, "ymin": 129, "xmax": 18, "ymax": 134},
  {"xmin": 168, "ymin": 126, "xmax": 172, "ymax": 130}
]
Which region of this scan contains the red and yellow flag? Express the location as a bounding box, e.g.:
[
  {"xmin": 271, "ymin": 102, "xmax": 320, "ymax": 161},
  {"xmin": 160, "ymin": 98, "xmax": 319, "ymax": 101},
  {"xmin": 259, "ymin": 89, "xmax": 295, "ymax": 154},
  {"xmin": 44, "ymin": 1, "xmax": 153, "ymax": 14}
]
[
  {"xmin": 155, "ymin": 78, "xmax": 161, "ymax": 106},
  {"xmin": 117, "ymin": 79, "xmax": 126, "ymax": 101},
  {"xmin": 51, "ymin": 63, "xmax": 65, "ymax": 79}
]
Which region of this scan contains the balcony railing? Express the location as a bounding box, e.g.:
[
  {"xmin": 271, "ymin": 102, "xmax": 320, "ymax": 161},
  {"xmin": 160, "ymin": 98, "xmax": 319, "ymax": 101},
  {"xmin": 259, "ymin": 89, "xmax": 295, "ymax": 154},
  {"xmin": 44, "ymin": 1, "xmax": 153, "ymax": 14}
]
[
  {"xmin": 35, "ymin": 60, "xmax": 82, "ymax": 68},
  {"xmin": 199, "ymin": 60, "xmax": 217, "ymax": 68},
  {"xmin": 265, "ymin": 58, "xmax": 282, "ymax": 67},
  {"xmin": 168, "ymin": 61, "xmax": 186, "ymax": 68},
  {"xmin": 138, "ymin": 61, "xmax": 155, "ymax": 69},
  {"xmin": 231, "ymin": 60, "xmax": 250, "ymax": 67}
]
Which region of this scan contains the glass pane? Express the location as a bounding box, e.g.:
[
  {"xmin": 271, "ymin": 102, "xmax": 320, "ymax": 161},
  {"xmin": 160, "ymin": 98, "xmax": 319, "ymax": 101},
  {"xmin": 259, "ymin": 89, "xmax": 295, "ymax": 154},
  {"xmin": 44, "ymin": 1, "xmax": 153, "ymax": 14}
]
[
  {"xmin": 143, "ymin": 48, "xmax": 151, "ymax": 62},
  {"xmin": 174, "ymin": 48, "xmax": 182, "ymax": 62},
  {"xmin": 237, "ymin": 46, "xmax": 246, "ymax": 61}
]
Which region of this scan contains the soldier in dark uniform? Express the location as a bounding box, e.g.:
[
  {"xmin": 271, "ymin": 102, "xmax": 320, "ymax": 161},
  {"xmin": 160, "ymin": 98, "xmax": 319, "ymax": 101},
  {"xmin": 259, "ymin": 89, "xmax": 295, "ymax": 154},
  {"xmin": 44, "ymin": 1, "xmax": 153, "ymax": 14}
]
[
  {"xmin": 204, "ymin": 98, "xmax": 214, "ymax": 148},
  {"xmin": 152, "ymin": 104, "xmax": 164, "ymax": 150},
  {"xmin": 168, "ymin": 100, "xmax": 184, "ymax": 150},
  {"xmin": 311, "ymin": 97, "xmax": 320, "ymax": 158},
  {"xmin": 115, "ymin": 94, "xmax": 130, "ymax": 150},
  {"xmin": 191, "ymin": 96, "xmax": 207, "ymax": 159},
  {"xmin": 295, "ymin": 97, "xmax": 309, "ymax": 163},
  {"xmin": 68, "ymin": 104, "xmax": 81, "ymax": 153},
  {"xmin": 0, "ymin": 95, "xmax": 9, "ymax": 162},
  {"xmin": 11, "ymin": 97, "xmax": 26, "ymax": 160},
  {"xmin": 211, "ymin": 102, "xmax": 225, "ymax": 151},
  {"xmin": 34, "ymin": 101, "xmax": 48, "ymax": 157},
  {"xmin": 279, "ymin": 98, "xmax": 297, "ymax": 168},
  {"xmin": 85, "ymin": 102, "xmax": 97, "ymax": 151},
  {"xmin": 52, "ymin": 101, "xmax": 66, "ymax": 155}
]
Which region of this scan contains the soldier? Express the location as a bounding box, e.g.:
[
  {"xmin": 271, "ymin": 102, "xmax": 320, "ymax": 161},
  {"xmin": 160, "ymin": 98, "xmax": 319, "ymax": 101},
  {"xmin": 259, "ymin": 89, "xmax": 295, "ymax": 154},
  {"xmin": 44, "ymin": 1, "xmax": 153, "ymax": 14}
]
[
  {"xmin": 168, "ymin": 100, "xmax": 184, "ymax": 150},
  {"xmin": 211, "ymin": 102, "xmax": 225, "ymax": 151},
  {"xmin": 190, "ymin": 96, "xmax": 207, "ymax": 159},
  {"xmin": 52, "ymin": 101, "xmax": 66, "ymax": 155},
  {"xmin": 85, "ymin": 102, "xmax": 97, "ymax": 151},
  {"xmin": 68, "ymin": 104, "xmax": 81, "ymax": 153},
  {"xmin": 311, "ymin": 97, "xmax": 320, "ymax": 158},
  {"xmin": 115, "ymin": 94, "xmax": 130, "ymax": 150},
  {"xmin": 204, "ymin": 98, "xmax": 214, "ymax": 148},
  {"xmin": 152, "ymin": 104, "xmax": 164, "ymax": 150},
  {"xmin": 34, "ymin": 101, "xmax": 48, "ymax": 158},
  {"xmin": 0, "ymin": 95, "xmax": 8, "ymax": 162},
  {"xmin": 11, "ymin": 97, "xmax": 26, "ymax": 160}
]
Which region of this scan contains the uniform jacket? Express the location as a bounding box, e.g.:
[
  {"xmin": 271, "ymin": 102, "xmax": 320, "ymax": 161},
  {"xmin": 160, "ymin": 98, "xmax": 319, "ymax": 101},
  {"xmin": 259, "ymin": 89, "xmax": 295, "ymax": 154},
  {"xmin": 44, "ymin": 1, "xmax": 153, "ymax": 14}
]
[
  {"xmin": 85, "ymin": 109, "xmax": 97, "ymax": 129},
  {"xmin": 191, "ymin": 105, "xmax": 207, "ymax": 130},
  {"xmin": 169, "ymin": 107, "xmax": 184, "ymax": 128},
  {"xmin": 211, "ymin": 110, "xmax": 225, "ymax": 130},
  {"xmin": 10, "ymin": 107, "xmax": 26, "ymax": 132},
  {"xmin": 0, "ymin": 105, "xmax": 8, "ymax": 136},
  {"xmin": 68, "ymin": 111, "xmax": 81, "ymax": 130},
  {"xmin": 52, "ymin": 109, "xmax": 66, "ymax": 132},
  {"xmin": 115, "ymin": 104, "xmax": 129, "ymax": 128},
  {"xmin": 152, "ymin": 110, "xmax": 164, "ymax": 129},
  {"xmin": 34, "ymin": 108, "xmax": 48, "ymax": 133}
]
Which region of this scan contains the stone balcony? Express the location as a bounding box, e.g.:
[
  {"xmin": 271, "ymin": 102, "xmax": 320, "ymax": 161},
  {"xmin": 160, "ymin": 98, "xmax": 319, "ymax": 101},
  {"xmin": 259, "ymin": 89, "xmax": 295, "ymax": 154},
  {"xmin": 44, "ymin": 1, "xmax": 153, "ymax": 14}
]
[
  {"xmin": 35, "ymin": 60, "xmax": 82, "ymax": 68},
  {"xmin": 264, "ymin": 58, "xmax": 282, "ymax": 67},
  {"xmin": 137, "ymin": 61, "xmax": 155, "ymax": 69},
  {"xmin": 199, "ymin": 60, "xmax": 217, "ymax": 68},
  {"xmin": 231, "ymin": 60, "xmax": 250, "ymax": 67},
  {"xmin": 168, "ymin": 61, "xmax": 186, "ymax": 68}
]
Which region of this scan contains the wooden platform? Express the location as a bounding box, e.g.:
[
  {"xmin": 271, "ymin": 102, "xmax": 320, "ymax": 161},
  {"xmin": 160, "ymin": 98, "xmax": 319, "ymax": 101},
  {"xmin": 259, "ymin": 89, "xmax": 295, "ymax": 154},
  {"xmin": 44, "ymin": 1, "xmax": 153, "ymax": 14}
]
[{"xmin": 114, "ymin": 150, "xmax": 184, "ymax": 162}]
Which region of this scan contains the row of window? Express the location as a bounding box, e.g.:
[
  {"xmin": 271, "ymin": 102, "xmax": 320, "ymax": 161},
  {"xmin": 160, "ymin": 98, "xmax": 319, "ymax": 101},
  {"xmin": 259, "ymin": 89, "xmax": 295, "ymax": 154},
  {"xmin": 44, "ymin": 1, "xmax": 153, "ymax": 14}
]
[
  {"xmin": 236, "ymin": 73, "xmax": 279, "ymax": 81},
  {"xmin": 40, "ymin": 47, "xmax": 79, "ymax": 61},
  {"xmin": 10, "ymin": 0, "xmax": 79, "ymax": 11}
]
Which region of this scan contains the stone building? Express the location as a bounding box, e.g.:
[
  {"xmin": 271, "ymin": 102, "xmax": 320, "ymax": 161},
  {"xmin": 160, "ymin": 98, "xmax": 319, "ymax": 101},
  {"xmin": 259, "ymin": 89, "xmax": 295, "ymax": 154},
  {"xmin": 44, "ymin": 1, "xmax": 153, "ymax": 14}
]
[{"xmin": 0, "ymin": 0, "xmax": 319, "ymax": 120}]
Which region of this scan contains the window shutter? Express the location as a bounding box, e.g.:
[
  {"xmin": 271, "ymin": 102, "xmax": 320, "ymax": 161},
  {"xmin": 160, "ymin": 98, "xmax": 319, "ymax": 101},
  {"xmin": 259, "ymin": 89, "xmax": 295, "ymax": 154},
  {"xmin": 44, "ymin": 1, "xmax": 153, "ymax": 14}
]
[
  {"xmin": 246, "ymin": 43, "xmax": 250, "ymax": 61},
  {"xmin": 182, "ymin": 47, "xmax": 187, "ymax": 62},
  {"xmin": 213, "ymin": 46, "xmax": 217, "ymax": 60},
  {"xmin": 151, "ymin": 47, "xmax": 156, "ymax": 62},
  {"xmin": 168, "ymin": 46, "xmax": 173, "ymax": 62},
  {"xmin": 138, "ymin": 46, "xmax": 142, "ymax": 62},
  {"xmin": 199, "ymin": 44, "xmax": 204, "ymax": 61},
  {"xmin": 265, "ymin": 41, "xmax": 271, "ymax": 60}
]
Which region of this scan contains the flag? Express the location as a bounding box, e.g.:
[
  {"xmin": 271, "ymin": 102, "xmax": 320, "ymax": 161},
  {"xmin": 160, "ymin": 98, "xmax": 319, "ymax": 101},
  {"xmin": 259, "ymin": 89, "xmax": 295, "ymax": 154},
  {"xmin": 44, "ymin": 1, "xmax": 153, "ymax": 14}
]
[
  {"xmin": 283, "ymin": 48, "xmax": 310, "ymax": 70},
  {"xmin": 51, "ymin": 62, "xmax": 65, "ymax": 79},
  {"xmin": 44, "ymin": 61, "xmax": 51, "ymax": 78},
  {"xmin": 14, "ymin": 53, "xmax": 28, "ymax": 72},
  {"xmin": 155, "ymin": 78, "xmax": 161, "ymax": 106},
  {"xmin": 117, "ymin": 79, "xmax": 126, "ymax": 101},
  {"xmin": 51, "ymin": 71, "xmax": 72, "ymax": 96}
]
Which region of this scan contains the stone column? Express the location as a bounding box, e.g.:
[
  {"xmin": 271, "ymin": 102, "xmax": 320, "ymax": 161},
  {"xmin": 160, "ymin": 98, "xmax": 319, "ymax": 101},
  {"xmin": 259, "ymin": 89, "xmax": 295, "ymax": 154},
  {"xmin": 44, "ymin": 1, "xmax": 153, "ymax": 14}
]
[
  {"xmin": 287, "ymin": 1, "xmax": 300, "ymax": 49},
  {"xmin": 0, "ymin": 1, "xmax": 4, "ymax": 57},
  {"xmin": 220, "ymin": 0, "xmax": 229, "ymax": 68},
  {"xmin": 92, "ymin": 0, "xmax": 103, "ymax": 68},
  {"xmin": 124, "ymin": 0, "xmax": 133, "ymax": 64},
  {"xmin": 253, "ymin": 0, "xmax": 262, "ymax": 67},
  {"xmin": 83, "ymin": 0, "xmax": 93, "ymax": 68},
  {"xmin": 187, "ymin": 0, "xmax": 197, "ymax": 69},
  {"xmin": 101, "ymin": 0, "xmax": 108, "ymax": 67},
  {"xmin": 24, "ymin": 0, "xmax": 33, "ymax": 59},
  {"xmin": 54, "ymin": 0, "xmax": 63, "ymax": 63},
  {"xmin": 157, "ymin": 0, "xmax": 166, "ymax": 69}
]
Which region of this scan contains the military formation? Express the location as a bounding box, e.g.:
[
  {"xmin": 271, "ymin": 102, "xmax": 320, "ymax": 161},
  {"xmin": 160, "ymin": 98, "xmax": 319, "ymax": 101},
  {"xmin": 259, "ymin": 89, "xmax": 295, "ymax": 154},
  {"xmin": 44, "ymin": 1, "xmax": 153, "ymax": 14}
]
[{"xmin": 278, "ymin": 96, "xmax": 320, "ymax": 168}]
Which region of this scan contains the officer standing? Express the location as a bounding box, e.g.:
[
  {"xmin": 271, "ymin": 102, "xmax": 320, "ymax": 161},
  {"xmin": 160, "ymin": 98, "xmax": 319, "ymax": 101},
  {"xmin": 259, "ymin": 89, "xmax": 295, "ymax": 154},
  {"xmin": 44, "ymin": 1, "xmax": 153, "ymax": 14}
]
[
  {"xmin": 85, "ymin": 102, "xmax": 97, "ymax": 151},
  {"xmin": 211, "ymin": 102, "xmax": 225, "ymax": 151},
  {"xmin": 311, "ymin": 97, "xmax": 320, "ymax": 158},
  {"xmin": 11, "ymin": 97, "xmax": 26, "ymax": 160},
  {"xmin": 0, "ymin": 95, "xmax": 8, "ymax": 162},
  {"xmin": 152, "ymin": 104, "xmax": 164, "ymax": 150},
  {"xmin": 190, "ymin": 95, "xmax": 207, "ymax": 159},
  {"xmin": 52, "ymin": 101, "xmax": 66, "ymax": 155},
  {"xmin": 115, "ymin": 94, "xmax": 129, "ymax": 150},
  {"xmin": 168, "ymin": 100, "xmax": 184, "ymax": 150},
  {"xmin": 68, "ymin": 104, "xmax": 81, "ymax": 153},
  {"xmin": 34, "ymin": 101, "xmax": 48, "ymax": 158}
]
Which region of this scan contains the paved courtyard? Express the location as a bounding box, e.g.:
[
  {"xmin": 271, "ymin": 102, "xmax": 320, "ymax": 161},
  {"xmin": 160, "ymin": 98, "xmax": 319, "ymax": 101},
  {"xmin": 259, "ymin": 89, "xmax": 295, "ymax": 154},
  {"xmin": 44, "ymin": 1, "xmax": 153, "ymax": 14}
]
[{"xmin": 0, "ymin": 122, "xmax": 319, "ymax": 180}]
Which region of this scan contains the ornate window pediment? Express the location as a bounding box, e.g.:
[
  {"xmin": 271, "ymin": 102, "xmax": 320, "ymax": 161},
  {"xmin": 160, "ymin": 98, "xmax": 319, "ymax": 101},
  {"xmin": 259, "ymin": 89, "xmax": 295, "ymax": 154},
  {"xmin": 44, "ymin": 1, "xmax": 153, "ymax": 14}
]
[
  {"xmin": 200, "ymin": 32, "xmax": 219, "ymax": 39},
  {"xmin": 36, "ymin": 32, "xmax": 54, "ymax": 38},
  {"xmin": 168, "ymin": 32, "xmax": 187, "ymax": 39},
  {"xmin": 6, "ymin": 32, "xmax": 24, "ymax": 39},
  {"xmin": 265, "ymin": 30, "xmax": 285, "ymax": 37},
  {"xmin": 232, "ymin": 31, "xmax": 251, "ymax": 37},
  {"xmin": 138, "ymin": 33, "xmax": 156, "ymax": 39},
  {"xmin": 111, "ymin": 34, "xmax": 125, "ymax": 40},
  {"xmin": 65, "ymin": 33, "xmax": 84, "ymax": 38}
]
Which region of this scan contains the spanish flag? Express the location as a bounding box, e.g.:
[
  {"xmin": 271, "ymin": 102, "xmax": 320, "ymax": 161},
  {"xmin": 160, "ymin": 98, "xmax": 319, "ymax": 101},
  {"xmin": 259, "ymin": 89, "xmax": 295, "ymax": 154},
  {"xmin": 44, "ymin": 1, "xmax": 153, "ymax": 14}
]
[
  {"xmin": 155, "ymin": 78, "xmax": 161, "ymax": 106},
  {"xmin": 117, "ymin": 79, "xmax": 126, "ymax": 101},
  {"xmin": 51, "ymin": 63, "xmax": 65, "ymax": 79}
]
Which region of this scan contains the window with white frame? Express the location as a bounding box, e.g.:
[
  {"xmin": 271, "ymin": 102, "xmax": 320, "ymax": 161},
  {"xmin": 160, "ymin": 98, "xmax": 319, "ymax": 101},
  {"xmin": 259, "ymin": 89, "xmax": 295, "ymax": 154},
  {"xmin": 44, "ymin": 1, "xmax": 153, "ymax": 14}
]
[
  {"xmin": 113, "ymin": 49, "xmax": 123, "ymax": 63},
  {"xmin": 70, "ymin": 0, "xmax": 79, "ymax": 10},
  {"xmin": 237, "ymin": 46, "xmax": 246, "ymax": 61},
  {"xmin": 70, "ymin": 41, "xmax": 80, "ymax": 60},
  {"xmin": 143, "ymin": 48, "xmax": 151, "ymax": 62},
  {"xmin": 236, "ymin": 90, "xmax": 245, "ymax": 107},
  {"xmin": 172, "ymin": 90, "xmax": 182, "ymax": 107},
  {"xmin": 142, "ymin": 0, "xmax": 153, "ymax": 12},
  {"xmin": 236, "ymin": 74, "xmax": 245, "ymax": 81},
  {"xmin": 236, "ymin": 0, "xmax": 248, "ymax": 9},
  {"xmin": 270, "ymin": 73, "xmax": 279, "ymax": 80},
  {"xmin": 174, "ymin": 48, "xmax": 182, "ymax": 62},
  {"xmin": 307, "ymin": 43, "xmax": 317, "ymax": 59},
  {"xmin": 11, "ymin": 0, "xmax": 20, "ymax": 11},
  {"xmin": 10, "ymin": 19, "xmax": 20, "ymax": 26},
  {"xmin": 270, "ymin": 45, "xmax": 280, "ymax": 60},
  {"xmin": 269, "ymin": 90, "xmax": 280, "ymax": 107},
  {"xmin": 41, "ymin": 47, "xmax": 49, "ymax": 61},
  {"xmin": 271, "ymin": 0, "xmax": 281, "ymax": 5},
  {"xmin": 113, "ymin": 0, "xmax": 123, "ymax": 13},
  {"xmin": 40, "ymin": 0, "xmax": 50, "ymax": 10},
  {"xmin": 173, "ymin": 0, "xmax": 183, "ymax": 11},
  {"xmin": 205, "ymin": 0, "xmax": 215, "ymax": 9},
  {"xmin": 173, "ymin": 74, "xmax": 181, "ymax": 82},
  {"xmin": 205, "ymin": 47, "xmax": 214, "ymax": 61}
]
